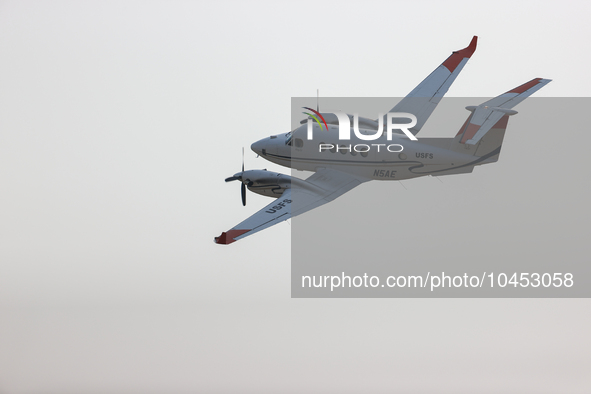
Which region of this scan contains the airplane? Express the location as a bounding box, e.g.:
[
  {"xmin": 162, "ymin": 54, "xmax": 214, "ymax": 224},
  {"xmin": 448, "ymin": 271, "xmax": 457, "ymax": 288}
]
[{"xmin": 215, "ymin": 36, "xmax": 551, "ymax": 245}]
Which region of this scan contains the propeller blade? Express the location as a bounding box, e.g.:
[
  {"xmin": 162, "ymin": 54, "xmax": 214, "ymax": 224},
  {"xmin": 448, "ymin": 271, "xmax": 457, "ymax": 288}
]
[
  {"xmin": 241, "ymin": 147, "xmax": 246, "ymax": 205},
  {"xmin": 225, "ymin": 176, "xmax": 240, "ymax": 182}
]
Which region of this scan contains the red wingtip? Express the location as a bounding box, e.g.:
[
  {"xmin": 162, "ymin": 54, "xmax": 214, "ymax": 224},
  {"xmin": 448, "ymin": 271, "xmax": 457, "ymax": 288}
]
[
  {"xmin": 214, "ymin": 229, "xmax": 251, "ymax": 245},
  {"xmin": 442, "ymin": 36, "xmax": 478, "ymax": 73},
  {"xmin": 506, "ymin": 78, "xmax": 543, "ymax": 94}
]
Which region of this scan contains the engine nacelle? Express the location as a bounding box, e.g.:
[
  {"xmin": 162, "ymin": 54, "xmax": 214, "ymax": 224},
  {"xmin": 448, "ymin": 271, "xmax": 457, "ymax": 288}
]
[{"xmin": 240, "ymin": 169, "xmax": 291, "ymax": 198}]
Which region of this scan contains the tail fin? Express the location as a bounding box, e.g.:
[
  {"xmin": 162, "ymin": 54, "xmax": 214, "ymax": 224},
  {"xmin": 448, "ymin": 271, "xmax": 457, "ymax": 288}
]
[
  {"xmin": 450, "ymin": 78, "xmax": 551, "ymax": 160},
  {"xmin": 450, "ymin": 113, "xmax": 510, "ymax": 160},
  {"xmin": 386, "ymin": 36, "xmax": 478, "ymax": 135}
]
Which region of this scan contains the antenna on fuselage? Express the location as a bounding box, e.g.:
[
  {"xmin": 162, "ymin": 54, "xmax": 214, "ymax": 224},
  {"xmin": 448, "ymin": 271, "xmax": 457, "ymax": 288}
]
[{"xmin": 317, "ymin": 89, "xmax": 319, "ymax": 112}]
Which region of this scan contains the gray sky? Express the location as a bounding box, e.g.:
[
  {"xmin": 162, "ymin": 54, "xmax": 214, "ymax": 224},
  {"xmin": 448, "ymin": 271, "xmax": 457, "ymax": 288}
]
[{"xmin": 0, "ymin": 1, "xmax": 590, "ymax": 393}]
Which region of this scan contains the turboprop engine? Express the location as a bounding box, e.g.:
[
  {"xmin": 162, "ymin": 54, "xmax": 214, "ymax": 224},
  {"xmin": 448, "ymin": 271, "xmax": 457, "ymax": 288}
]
[{"xmin": 225, "ymin": 169, "xmax": 291, "ymax": 204}]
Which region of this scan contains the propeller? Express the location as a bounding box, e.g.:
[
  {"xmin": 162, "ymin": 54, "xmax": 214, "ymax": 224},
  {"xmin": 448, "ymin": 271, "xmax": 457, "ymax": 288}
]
[
  {"xmin": 225, "ymin": 147, "xmax": 248, "ymax": 206},
  {"xmin": 240, "ymin": 149, "xmax": 246, "ymax": 206}
]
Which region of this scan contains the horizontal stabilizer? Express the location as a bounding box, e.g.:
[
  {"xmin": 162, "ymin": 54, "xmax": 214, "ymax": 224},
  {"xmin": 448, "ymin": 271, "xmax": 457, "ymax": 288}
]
[{"xmin": 459, "ymin": 78, "xmax": 551, "ymax": 145}]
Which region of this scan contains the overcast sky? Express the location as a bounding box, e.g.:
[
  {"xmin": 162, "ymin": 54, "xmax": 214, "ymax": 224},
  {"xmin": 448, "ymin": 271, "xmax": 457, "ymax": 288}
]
[{"xmin": 1, "ymin": 1, "xmax": 590, "ymax": 393}]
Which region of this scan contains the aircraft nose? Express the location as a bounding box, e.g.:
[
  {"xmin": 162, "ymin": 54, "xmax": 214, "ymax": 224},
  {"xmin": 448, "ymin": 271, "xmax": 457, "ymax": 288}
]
[{"xmin": 251, "ymin": 139, "xmax": 265, "ymax": 155}]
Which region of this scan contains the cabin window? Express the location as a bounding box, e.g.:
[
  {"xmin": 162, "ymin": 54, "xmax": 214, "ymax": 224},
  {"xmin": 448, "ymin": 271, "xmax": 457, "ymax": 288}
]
[{"xmin": 294, "ymin": 138, "xmax": 304, "ymax": 148}]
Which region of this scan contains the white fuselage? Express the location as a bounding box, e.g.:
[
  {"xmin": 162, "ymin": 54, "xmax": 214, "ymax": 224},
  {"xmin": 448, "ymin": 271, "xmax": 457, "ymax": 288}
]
[{"xmin": 251, "ymin": 124, "xmax": 481, "ymax": 180}]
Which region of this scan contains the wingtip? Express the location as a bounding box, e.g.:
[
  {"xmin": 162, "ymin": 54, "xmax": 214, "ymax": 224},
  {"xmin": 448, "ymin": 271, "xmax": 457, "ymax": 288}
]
[
  {"xmin": 214, "ymin": 232, "xmax": 231, "ymax": 245},
  {"xmin": 214, "ymin": 229, "xmax": 251, "ymax": 245},
  {"xmin": 442, "ymin": 36, "xmax": 478, "ymax": 73},
  {"xmin": 464, "ymin": 35, "xmax": 478, "ymax": 57}
]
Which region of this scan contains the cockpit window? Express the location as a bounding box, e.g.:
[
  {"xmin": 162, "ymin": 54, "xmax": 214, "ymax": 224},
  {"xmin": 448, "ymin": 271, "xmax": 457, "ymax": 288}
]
[{"xmin": 285, "ymin": 132, "xmax": 292, "ymax": 146}]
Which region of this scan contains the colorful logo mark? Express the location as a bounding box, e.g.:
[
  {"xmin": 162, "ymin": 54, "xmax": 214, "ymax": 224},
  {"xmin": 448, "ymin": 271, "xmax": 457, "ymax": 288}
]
[{"xmin": 302, "ymin": 107, "xmax": 328, "ymax": 131}]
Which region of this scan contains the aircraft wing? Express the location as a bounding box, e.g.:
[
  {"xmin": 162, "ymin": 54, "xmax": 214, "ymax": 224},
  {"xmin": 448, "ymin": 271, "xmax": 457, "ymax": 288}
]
[
  {"xmin": 386, "ymin": 36, "xmax": 478, "ymax": 135},
  {"xmin": 214, "ymin": 168, "xmax": 368, "ymax": 244}
]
